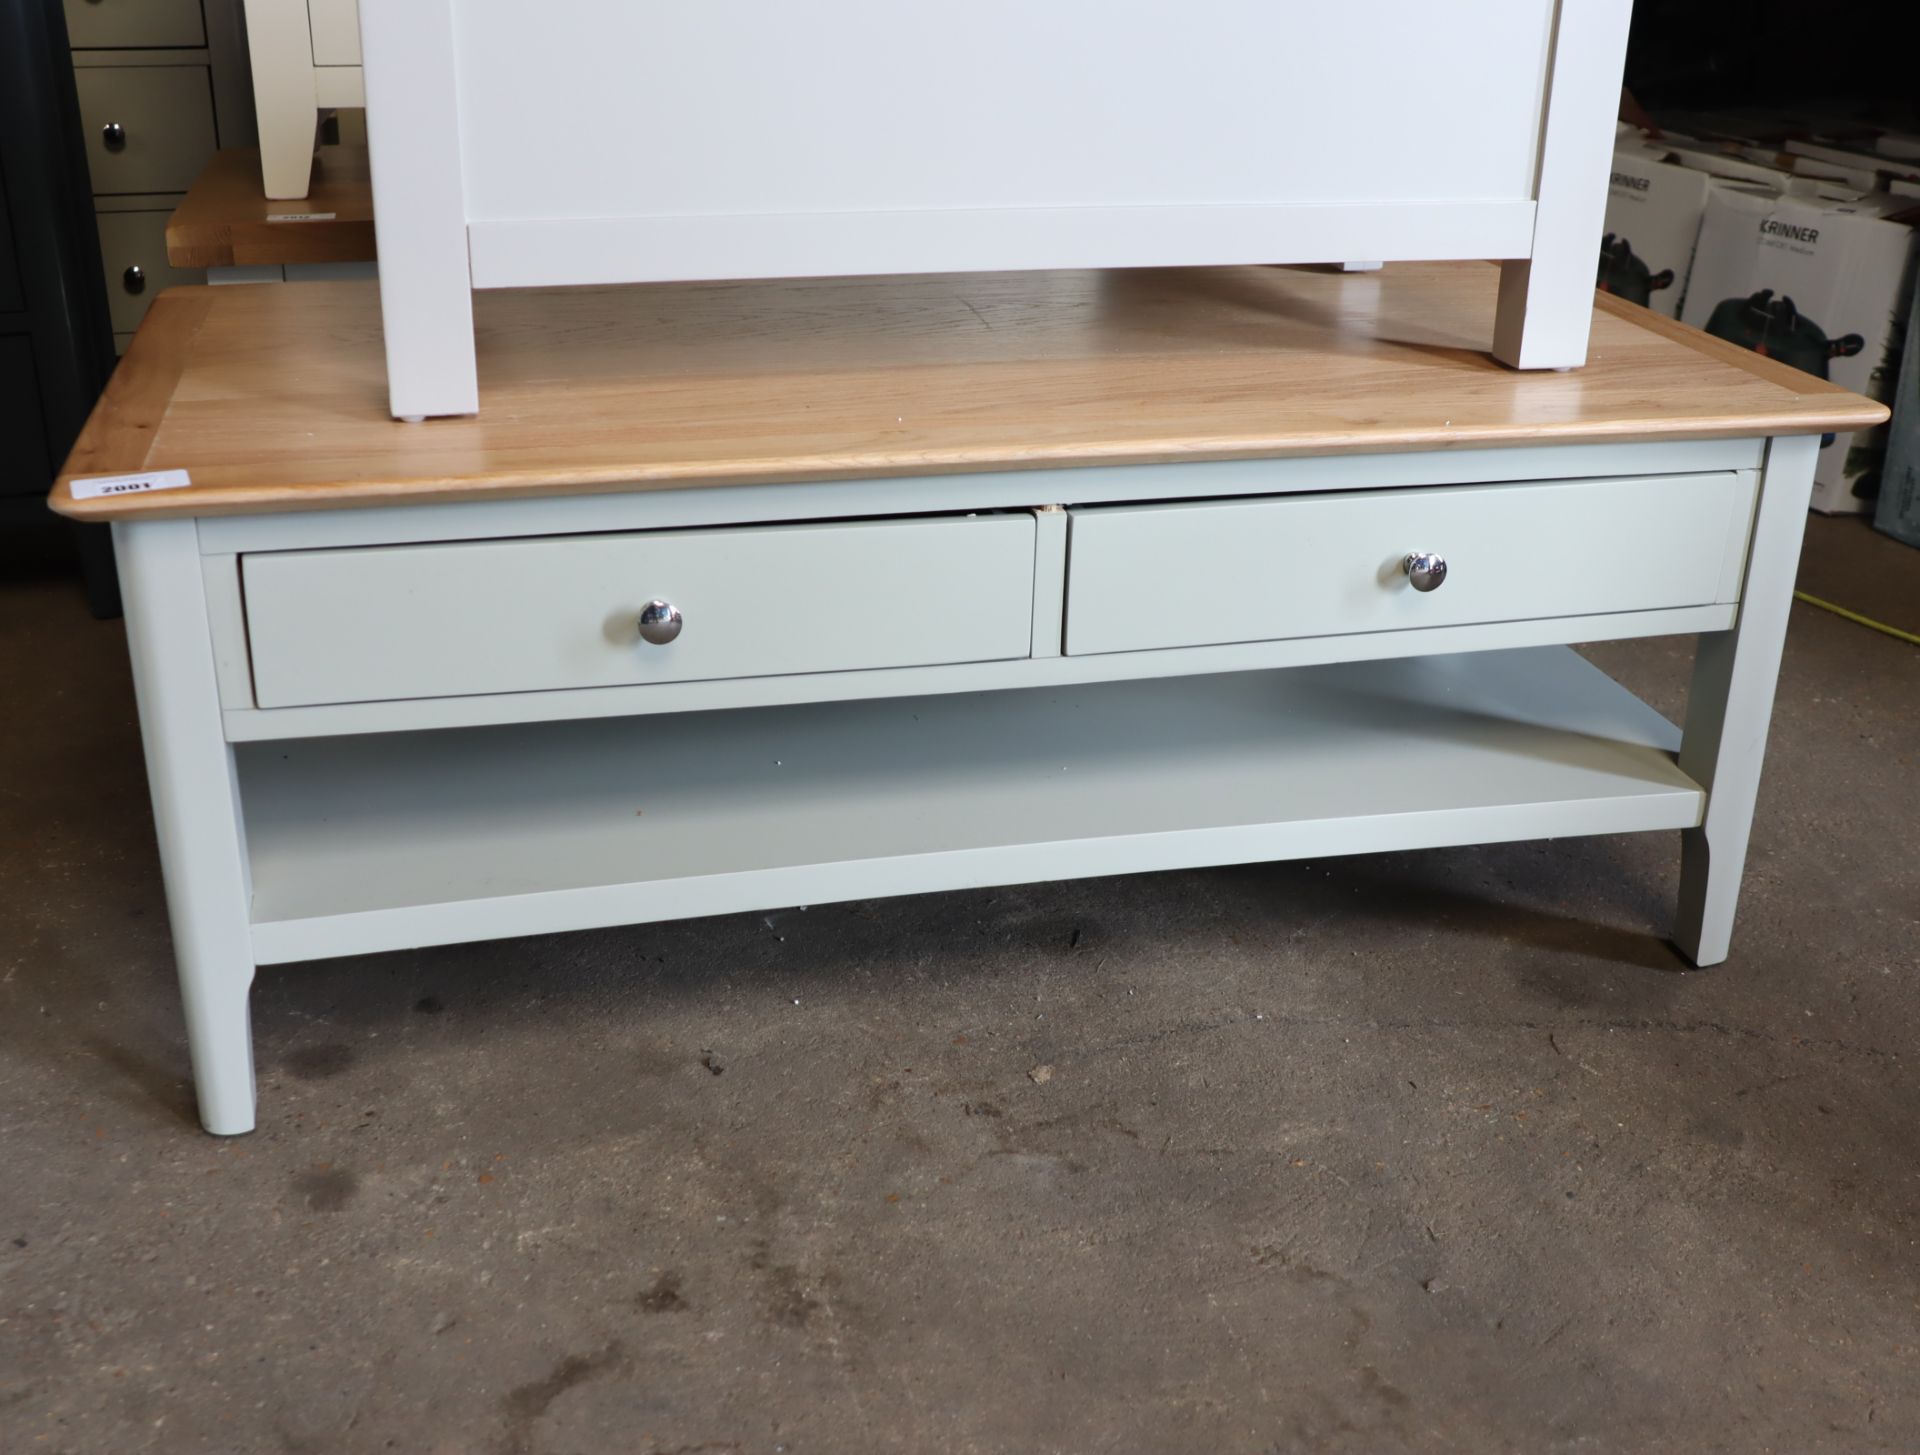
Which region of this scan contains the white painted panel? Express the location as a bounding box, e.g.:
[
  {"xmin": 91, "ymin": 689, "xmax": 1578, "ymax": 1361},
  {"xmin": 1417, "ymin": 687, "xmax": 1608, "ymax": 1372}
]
[
  {"xmin": 467, "ymin": 202, "xmax": 1538, "ymax": 291},
  {"xmin": 242, "ymin": 647, "xmax": 1702, "ymax": 963},
  {"xmin": 307, "ymin": 0, "xmax": 361, "ymax": 66},
  {"xmin": 1030, "ymin": 508, "xmax": 1068, "ymax": 658},
  {"xmin": 243, "ymin": 515, "xmax": 1036, "ymax": 708},
  {"xmin": 198, "ymin": 554, "xmax": 256, "ymax": 711},
  {"xmin": 454, "ymin": 0, "xmax": 1557, "ymax": 222},
  {"xmin": 312, "ymin": 68, "xmax": 365, "ymax": 108},
  {"xmin": 1066, "ymin": 473, "xmax": 1749, "ymax": 656}
]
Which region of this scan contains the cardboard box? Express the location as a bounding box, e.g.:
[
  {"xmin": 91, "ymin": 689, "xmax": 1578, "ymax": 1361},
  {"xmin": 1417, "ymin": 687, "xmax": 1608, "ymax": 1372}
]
[
  {"xmin": 1786, "ymin": 139, "xmax": 1920, "ymax": 190},
  {"xmin": 1600, "ymin": 146, "xmax": 1721, "ymax": 318},
  {"xmin": 1681, "ymin": 187, "xmax": 1919, "ymax": 514},
  {"xmin": 1666, "ymin": 141, "xmax": 1865, "ymax": 196},
  {"xmin": 1871, "ymin": 133, "xmax": 1920, "ymax": 164},
  {"xmin": 1739, "ymin": 147, "xmax": 1881, "ymax": 192},
  {"xmin": 1873, "ymin": 277, "xmax": 1920, "ymax": 548},
  {"xmin": 1652, "ymin": 109, "xmax": 1816, "ymax": 146}
]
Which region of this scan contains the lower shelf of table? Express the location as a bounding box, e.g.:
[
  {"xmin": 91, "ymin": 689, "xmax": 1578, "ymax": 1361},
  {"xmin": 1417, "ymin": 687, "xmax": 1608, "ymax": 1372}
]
[{"xmin": 239, "ymin": 645, "xmax": 1704, "ymax": 964}]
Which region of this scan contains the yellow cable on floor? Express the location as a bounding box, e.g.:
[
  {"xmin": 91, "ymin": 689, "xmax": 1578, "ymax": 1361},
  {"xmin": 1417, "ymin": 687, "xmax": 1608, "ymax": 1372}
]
[{"xmin": 1794, "ymin": 590, "xmax": 1920, "ymax": 647}]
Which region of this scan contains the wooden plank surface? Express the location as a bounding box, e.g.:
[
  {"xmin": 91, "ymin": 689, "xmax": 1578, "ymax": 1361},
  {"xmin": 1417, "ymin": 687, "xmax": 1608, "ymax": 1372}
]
[
  {"xmin": 165, "ymin": 146, "xmax": 377, "ymax": 269},
  {"xmin": 52, "ymin": 261, "xmax": 1888, "ymax": 520}
]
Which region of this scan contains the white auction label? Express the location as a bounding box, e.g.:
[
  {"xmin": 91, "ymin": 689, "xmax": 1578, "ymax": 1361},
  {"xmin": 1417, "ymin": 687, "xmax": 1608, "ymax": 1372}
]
[
  {"xmin": 69, "ymin": 469, "xmax": 193, "ymax": 501},
  {"xmin": 267, "ymin": 212, "xmax": 336, "ymax": 222}
]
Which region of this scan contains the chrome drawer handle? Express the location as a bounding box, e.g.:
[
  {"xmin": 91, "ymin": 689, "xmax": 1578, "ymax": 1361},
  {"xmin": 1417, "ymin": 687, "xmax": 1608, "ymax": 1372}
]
[
  {"xmin": 1403, "ymin": 552, "xmax": 1448, "ymax": 592},
  {"xmin": 637, "ymin": 599, "xmax": 683, "ymax": 645},
  {"xmin": 102, "ymin": 122, "xmax": 126, "ymax": 152}
]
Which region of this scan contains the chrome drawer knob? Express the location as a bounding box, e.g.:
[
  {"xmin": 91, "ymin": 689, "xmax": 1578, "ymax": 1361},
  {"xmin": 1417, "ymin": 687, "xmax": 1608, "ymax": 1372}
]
[
  {"xmin": 637, "ymin": 599, "xmax": 683, "ymax": 645},
  {"xmin": 1403, "ymin": 552, "xmax": 1448, "ymax": 592},
  {"xmin": 101, "ymin": 122, "xmax": 126, "ymax": 152}
]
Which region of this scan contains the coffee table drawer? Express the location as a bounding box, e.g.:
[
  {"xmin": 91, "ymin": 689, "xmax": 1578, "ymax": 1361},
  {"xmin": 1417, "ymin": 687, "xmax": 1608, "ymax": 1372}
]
[
  {"xmin": 243, "ymin": 514, "xmax": 1036, "ymax": 708},
  {"xmin": 1064, "ymin": 473, "xmax": 1753, "ymax": 656}
]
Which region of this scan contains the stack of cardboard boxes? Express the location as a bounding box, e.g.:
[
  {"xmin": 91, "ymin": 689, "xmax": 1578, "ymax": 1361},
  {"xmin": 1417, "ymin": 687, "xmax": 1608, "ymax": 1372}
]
[
  {"xmin": 1600, "ymin": 122, "xmax": 1920, "ymax": 521},
  {"xmin": 1879, "ymin": 282, "xmax": 1920, "ymax": 548}
]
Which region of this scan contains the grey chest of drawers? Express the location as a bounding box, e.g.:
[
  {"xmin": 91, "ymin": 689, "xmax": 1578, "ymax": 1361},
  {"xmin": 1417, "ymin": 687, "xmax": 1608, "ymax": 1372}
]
[
  {"xmin": 61, "ymin": 0, "xmax": 253, "ymax": 350},
  {"xmin": 51, "ymin": 263, "xmax": 1888, "ymax": 1135}
]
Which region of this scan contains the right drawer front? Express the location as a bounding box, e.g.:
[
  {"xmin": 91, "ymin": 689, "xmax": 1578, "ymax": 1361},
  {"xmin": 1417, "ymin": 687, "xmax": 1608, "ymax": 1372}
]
[
  {"xmin": 95, "ymin": 210, "xmax": 206, "ymax": 334},
  {"xmin": 62, "ymin": 0, "xmax": 206, "ymax": 49},
  {"xmin": 1065, "ymin": 473, "xmax": 1751, "ymax": 656},
  {"xmin": 75, "ymin": 66, "xmax": 218, "ymax": 195}
]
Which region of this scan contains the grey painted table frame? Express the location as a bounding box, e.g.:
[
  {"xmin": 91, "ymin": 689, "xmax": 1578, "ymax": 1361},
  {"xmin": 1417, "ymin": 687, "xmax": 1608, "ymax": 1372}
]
[{"xmin": 112, "ymin": 432, "xmax": 1819, "ymax": 1134}]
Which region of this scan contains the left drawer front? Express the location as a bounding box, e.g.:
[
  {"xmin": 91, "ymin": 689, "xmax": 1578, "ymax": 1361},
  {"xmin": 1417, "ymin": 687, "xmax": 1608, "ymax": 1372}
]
[
  {"xmin": 63, "ymin": 0, "xmax": 206, "ymax": 49},
  {"xmin": 95, "ymin": 210, "xmax": 205, "ymax": 334},
  {"xmin": 1065, "ymin": 473, "xmax": 1749, "ymax": 656},
  {"xmin": 75, "ymin": 66, "xmax": 217, "ymax": 195},
  {"xmin": 243, "ymin": 515, "xmax": 1037, "ymax": 709}
]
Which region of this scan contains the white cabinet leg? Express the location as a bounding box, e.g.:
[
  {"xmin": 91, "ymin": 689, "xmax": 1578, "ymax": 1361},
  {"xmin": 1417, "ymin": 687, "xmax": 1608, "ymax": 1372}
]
[
  {"xmin": 1492, "ymin": 259, "xmax": 1596, "ymax": 370},
  {"xmin": 114, "ymin": 522, "xmax": 260, "ymax": 1134},
  {"xmin": 1490, "ymin": 0, "xmax": 1633, "ymax": 370},
  {"xmin": 255, "ymin": 95, "xmax": 317, "ymax": 202},
  {"xmin": 362, "ymin": 0, "xmax": 479, "ymax": 418},
  {"xmin": 1674, "ymin": 434, "xmax": 1818, "ymax": 967},
  {"xmin": 241, "ymin": 0, "xmax": 318, "ymax": 200}
]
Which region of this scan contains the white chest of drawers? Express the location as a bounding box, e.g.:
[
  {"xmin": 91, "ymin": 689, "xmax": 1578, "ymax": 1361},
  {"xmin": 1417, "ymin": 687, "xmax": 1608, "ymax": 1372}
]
[
  {"xmin": 52, "ymin": 263, "xmax": 1884, "ymax": 1135},
  {"xmin": 359, "ymin": 0, "xmax": 1636, "ymax": 419}
]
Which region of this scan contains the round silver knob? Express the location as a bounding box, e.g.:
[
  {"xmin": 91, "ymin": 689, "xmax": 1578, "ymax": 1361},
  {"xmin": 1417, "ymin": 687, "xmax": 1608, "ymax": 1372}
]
[
  {"xmin": 101, "ymin": 122, "xmax": 126, "ymax": 152},
  {"xmin": 637, "ymin": 599, "xmax": 683, "ymax": 645},
  {"xmin": 1403, "ymin": 552, "xmax": 1448, "ymax": 592},
  {"xmin": 122, "ymin": 264, "xmax": 145, "ymax": 294}
]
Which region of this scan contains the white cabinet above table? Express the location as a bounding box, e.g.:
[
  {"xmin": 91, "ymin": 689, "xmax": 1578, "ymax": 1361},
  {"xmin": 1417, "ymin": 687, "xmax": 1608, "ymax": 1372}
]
[{"xmin": 358, "ymin": 0, "xmax": 1636, "ymax": 417}]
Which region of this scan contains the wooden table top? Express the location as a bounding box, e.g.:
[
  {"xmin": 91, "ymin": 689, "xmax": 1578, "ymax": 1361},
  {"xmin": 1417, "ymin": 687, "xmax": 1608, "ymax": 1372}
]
[
  {"xmin": 52, "ymin": 261, "xmax": 1888, "ymax": 521},
  {"xmin": 165, "ymin": 146, "xmax": 377, "ymax": 270}
]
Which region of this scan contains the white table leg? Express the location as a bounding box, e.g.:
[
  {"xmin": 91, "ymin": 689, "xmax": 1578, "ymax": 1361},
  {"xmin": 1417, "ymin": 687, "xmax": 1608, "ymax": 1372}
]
[
  {"xmin": 241, "ymin": 0, "xmax": 319, "ymax": 201},
  {"xmin": 1674, "ymin": 433, "xmax": 1819, "ymax": 967},
  {"xmin": 113, "ymin": 521, "xmax": 259, "ymax": 1134}
]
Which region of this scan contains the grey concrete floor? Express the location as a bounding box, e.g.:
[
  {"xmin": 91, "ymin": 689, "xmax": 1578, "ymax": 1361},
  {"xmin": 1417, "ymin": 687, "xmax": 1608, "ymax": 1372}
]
[{"xmin": 2, "ymin": 516, "xmax": 1917, "ymax": 1455}]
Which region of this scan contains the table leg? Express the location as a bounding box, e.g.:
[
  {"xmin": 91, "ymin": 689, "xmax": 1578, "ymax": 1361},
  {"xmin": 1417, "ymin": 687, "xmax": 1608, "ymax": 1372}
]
[
  {"xmin": 113, "ymin": 520, "xmax": 259, "ymax": 1134},
  {"xmin": 1674, "ymin": 433, "xmax": 1819, "ymax": 967},
  {"xmin": 241, "ymin": 0, "xmax": 319, "ymax": 201}
]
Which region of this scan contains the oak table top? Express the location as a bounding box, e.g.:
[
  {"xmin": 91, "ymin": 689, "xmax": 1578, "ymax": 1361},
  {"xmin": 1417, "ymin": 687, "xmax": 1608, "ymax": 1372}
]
[
  {"xmin": 165, "ymin": 146, "xmax": 377, "ymax": 271},
  {"xmin": 52, "ymin": 261, "xmax": 1888, "ymax": 521}
]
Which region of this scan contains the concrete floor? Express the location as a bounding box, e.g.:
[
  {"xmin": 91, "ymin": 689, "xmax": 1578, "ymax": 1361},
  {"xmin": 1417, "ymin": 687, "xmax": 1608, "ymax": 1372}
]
[{"xmin": 2, "ymin": 515, "xmax": 1916, "ymax": 1455}]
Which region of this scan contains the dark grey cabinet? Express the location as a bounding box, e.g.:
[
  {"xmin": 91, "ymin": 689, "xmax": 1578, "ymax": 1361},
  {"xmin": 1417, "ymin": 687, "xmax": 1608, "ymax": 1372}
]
[{"xmin": 2, "ymin": 0, "xmax": 121, "ymax": 613}]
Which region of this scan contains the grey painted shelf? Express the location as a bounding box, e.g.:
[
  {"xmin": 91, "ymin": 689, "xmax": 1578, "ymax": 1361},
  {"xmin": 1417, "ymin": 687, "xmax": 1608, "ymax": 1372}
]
[{"xmin": 240, "ymin": 646, "xmax": 1703, "ymax": 964}]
